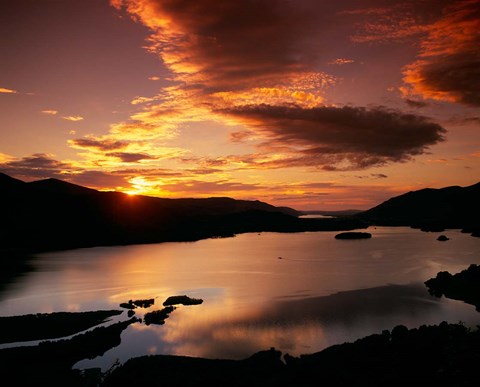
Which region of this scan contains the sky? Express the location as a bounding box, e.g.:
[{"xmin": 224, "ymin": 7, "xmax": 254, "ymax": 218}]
[{"xmin": 0, "ymin": 0, "xmax": 479, "ymax": 210}]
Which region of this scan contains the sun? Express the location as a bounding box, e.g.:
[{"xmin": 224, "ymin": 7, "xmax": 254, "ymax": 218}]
[{"xmin": 121, "ymin": 176, "xmax": 165, "ymax": 197}]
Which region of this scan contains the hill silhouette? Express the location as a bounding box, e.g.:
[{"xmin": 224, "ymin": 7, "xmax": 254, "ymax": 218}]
[
  {"xmin": 0, "ymin": 173, "xmax": 364, "ymax": 253},
  {"xmin": 357, "ymin": 182, "xmax": 480, "ymax": 234},
  {"xmin": 27, "ymin": 177, "xmax": 98, "ymax": 195}
]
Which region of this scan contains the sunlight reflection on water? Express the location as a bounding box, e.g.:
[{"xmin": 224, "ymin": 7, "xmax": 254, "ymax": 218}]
[{"xmin": 1, "ymin": 227, "xmax": 479, "ymax": 370}]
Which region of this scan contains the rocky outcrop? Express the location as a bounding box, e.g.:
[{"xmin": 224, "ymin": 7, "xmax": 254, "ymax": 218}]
[{"xmin": 425, "ymin": 264, "xmax": 480, "ymax": 310}]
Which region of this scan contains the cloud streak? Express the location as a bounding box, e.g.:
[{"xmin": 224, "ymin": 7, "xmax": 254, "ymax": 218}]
[
  {"xmin": 62, "ymin": 115, "xmax": 84, "ymax": 122},
  {"xmin": 107, "ymin": 152, "xmax": 157, "ymax": 163},
  {"xmin": 69, "ymin": 138, "xmax": 131, "ymax": 152}
]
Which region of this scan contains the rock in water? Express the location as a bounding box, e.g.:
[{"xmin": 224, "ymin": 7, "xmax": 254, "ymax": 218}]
[{"xmin": 334, "ymin": 232, "xmax": 372, "ymax": 240}]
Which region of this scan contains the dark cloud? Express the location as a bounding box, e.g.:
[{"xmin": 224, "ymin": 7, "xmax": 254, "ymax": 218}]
[
  {"xmin": 0, "ymin": 153, "xmax": 75, "ymax": 180},
  {"xmin": 107, "ymin": 152, "xmax": 157, "ymax": 163},
  {"xmin": 70, "ymin": 138, "xmax": 130, "ymax": 151},
  {"xmin": 462, "ymin": 116, "xmax": 480, "ymax": 124},
  {"xmin": 224, "ymin": 104, "xmax": 446, "ymax": 170},
  {"xmin": 405, "ymin": 99, "xmax": 428, "ymax": 108},
  {"xmin": 406, "ymin": 52, "xmax": 480, "ymax": 106},
  {"xmin": 355, "ymin": 173, "xmax": 388, "ymax": 179},
  {"xmin": 115, "ymin": 0, "xmax": 345, "ymax": 90},
  {"xmin": 0, "ymin": 153, "xmax": 134, "ymax": 189}
]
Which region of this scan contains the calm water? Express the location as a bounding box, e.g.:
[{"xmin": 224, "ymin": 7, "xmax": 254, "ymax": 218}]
[{"xmin": 1, "ymin": 227, "xmax": 480, "ymax": 370}]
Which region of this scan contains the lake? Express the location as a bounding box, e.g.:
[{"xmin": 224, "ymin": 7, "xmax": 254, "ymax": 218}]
[{"xmin": 1, "ymin": 227, "xmax": 480, "ymax": 370}]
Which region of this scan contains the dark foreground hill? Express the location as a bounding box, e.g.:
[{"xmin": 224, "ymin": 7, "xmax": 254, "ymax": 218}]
[
  {"xmin": 0, "ymin": 173, "xmax": 364, "ymax": 253},
  {"xmin": 356, "ymin": 182, "xmax": 480, "ymax": 234},
  {"xmin": 101, "ymin": 322, "xmax": 480, "ymax": 387}
]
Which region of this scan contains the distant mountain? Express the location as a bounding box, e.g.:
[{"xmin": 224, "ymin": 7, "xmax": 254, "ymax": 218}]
[
  {"xmin": 0, "ymin": 173, "xmax": 364, "ymax": 253},
  {"xmin": 301, "ymin": 209, "xmax": 363, "ymax": 217},
  {"xmin": 357, "ymin": 182, "xmax": 480, "ymax": 234}
]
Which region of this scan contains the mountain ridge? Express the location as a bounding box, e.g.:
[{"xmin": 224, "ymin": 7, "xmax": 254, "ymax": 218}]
[
  {"xmin": 2, "ymin": 173, "xmax": 478, "ymax": 253},
  {"xmin": 357, "ymin": 181, "xmax": 480, "ymax": 234},
  {"xmin": 0, "ymin": 173, "xmax": 364, "ymax": 253}
]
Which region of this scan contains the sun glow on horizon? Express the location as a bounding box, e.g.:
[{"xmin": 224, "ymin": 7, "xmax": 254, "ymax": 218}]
[{"xmin": 0, "ymin": 0, "xmax": 479, "ymax": 210}]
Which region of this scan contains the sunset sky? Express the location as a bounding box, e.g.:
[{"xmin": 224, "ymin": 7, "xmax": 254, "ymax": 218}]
[{"xmin": 1, "ymin": 0, "xmax": 479, "ymax": 210}]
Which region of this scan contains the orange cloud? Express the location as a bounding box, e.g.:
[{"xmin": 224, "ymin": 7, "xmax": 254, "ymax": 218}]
[
  {"xmin": 130, "ymin": 95, "xmax": 159, "ymax": 105},
  {"xmin": 0, "ymin": 87, "xmax": 17, "ymax": 94},
  {"xmin": 41, "ymin": 110, "xmax": 58, "ymax": 115},
  {"xmin": 62, "ymin": 115, "xmax": 84, "ymax": 121},
  {"xmin": 211, "ymin": 87, "xmax": 325, "ymax": 109},
  {"xmin": 346, "ymin": 2, "xmax": 431, "ymax": 44},
  {"xmin": 402, "ymin": 0, "xmax": 480, "ymax": 106},
  {"xmin": 69, "ymin": 138, "xmax": 131, "ymax": 151},
  {"xmin": 0, "ymin": 152, "xmax": 13, "ymax": 163},
  {"xmin": 112, "ymin": 0, "xmax": 336, "ymax": 93}
]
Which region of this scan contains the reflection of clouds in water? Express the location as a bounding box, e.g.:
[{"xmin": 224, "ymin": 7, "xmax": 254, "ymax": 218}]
[
  {"xmin": 138, "ymin": 283, "xmax": 480, "ymax": 359},
  {"xmin": 76, "ymin": 321, "xmax": 172, "ymax": 371},
  {"xmin": 76, "ymin": 281, "xmax": 480, "ymax": 370},
  {"xmin": 265, "ymin": 283, "xmax": 439, "ymax": 324},
  {"xmin": 160, "ymin": 314, "xmax": 327, "ymax": 359}
]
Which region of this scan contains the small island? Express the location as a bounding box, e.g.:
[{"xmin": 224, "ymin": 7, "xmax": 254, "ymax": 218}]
[
  {"xmin": 120, "ymin": 298, "xmax": 155, "ymax": 310},
  {"xmin": 163, "ymin": 295, "xmax": 204, "ymax": 306},
  {"xmin": 144, "ymin": 306, "xmax": 175, "ymax": 326},
  {"xmin": 334, "ymin": 232, "xmax": 372, "ymax": 240},
  {"xmin": 437, "ymin": 235, "xmax": 449, "ymax": 241}
]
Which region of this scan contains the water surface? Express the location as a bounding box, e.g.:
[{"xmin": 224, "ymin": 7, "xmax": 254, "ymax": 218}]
[{"xmin": 1, "ymin": 227, "xmax": 479, "ymax": 369}]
